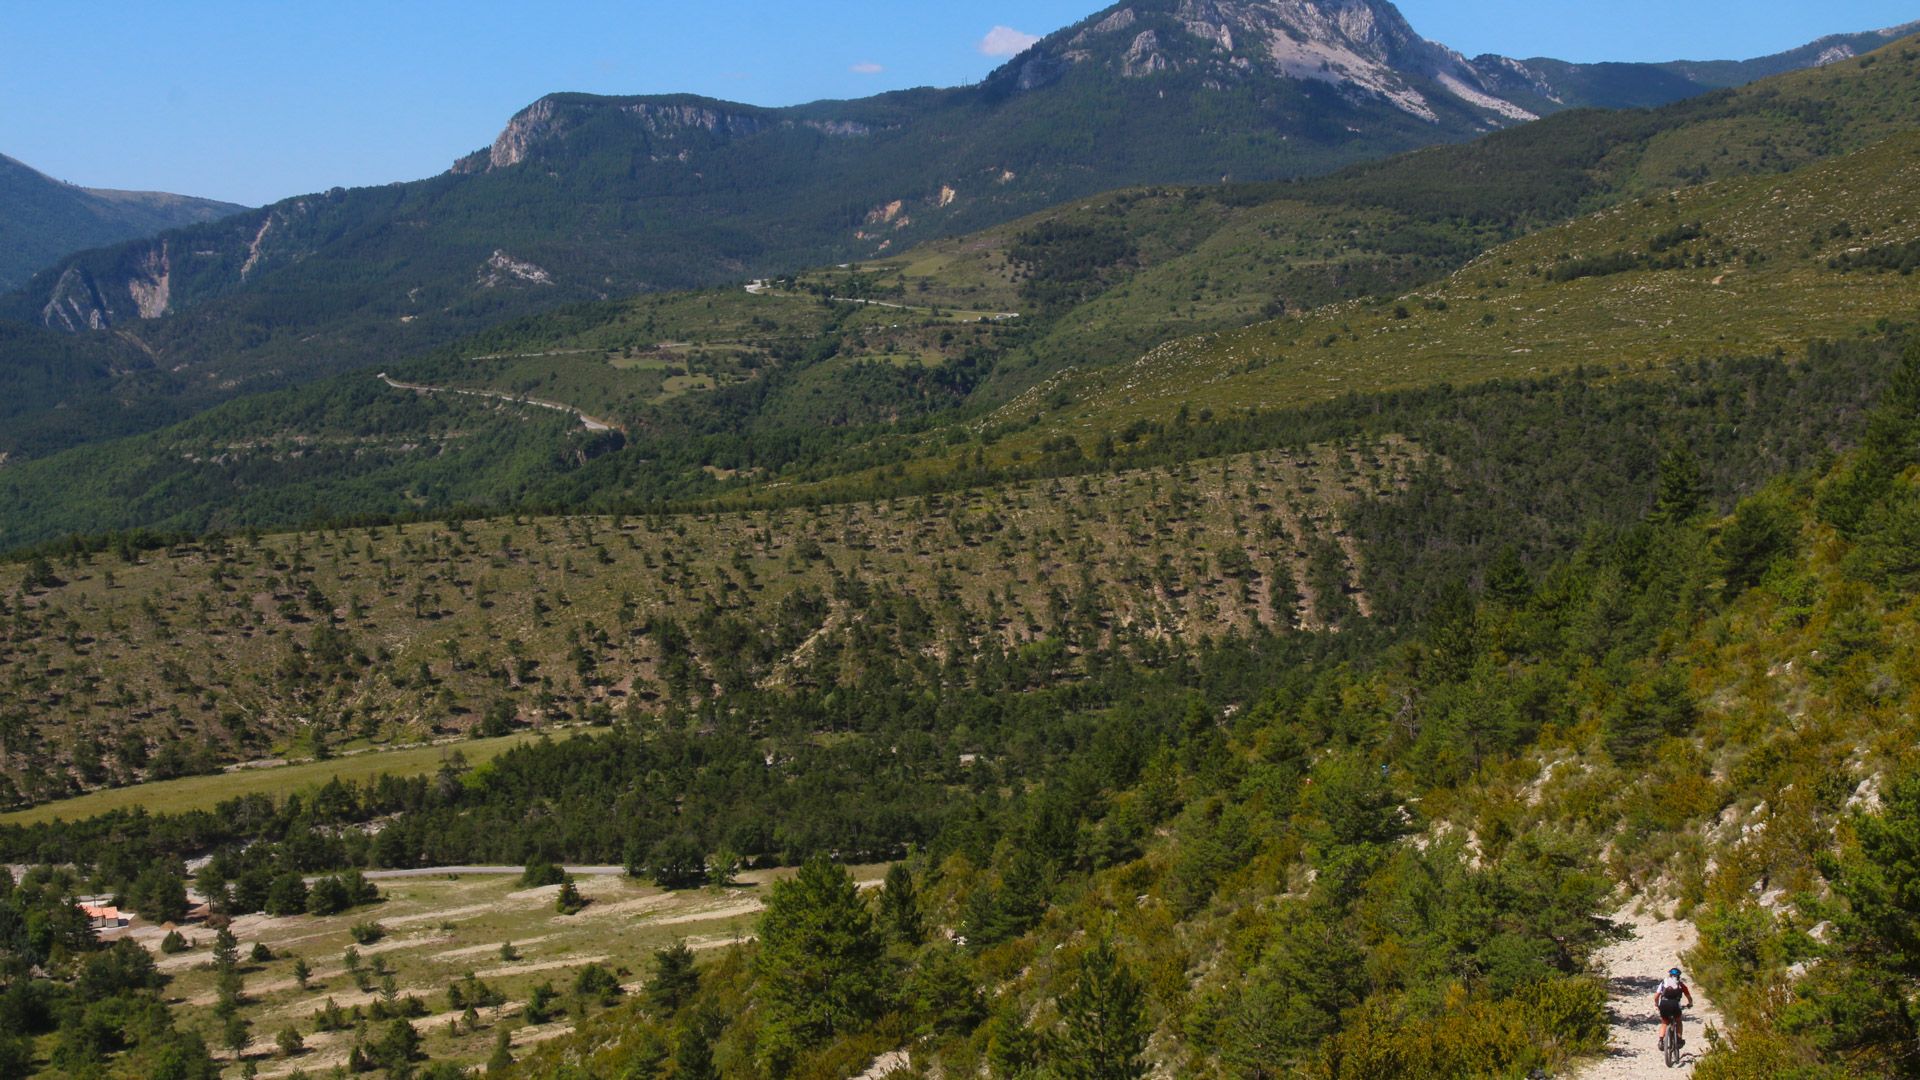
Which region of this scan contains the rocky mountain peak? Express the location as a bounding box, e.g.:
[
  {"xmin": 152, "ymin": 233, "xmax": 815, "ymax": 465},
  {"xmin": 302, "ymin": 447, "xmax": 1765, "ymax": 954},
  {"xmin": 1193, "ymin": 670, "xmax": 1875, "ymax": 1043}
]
[{"xmin": 1012, "ymin": 0, "xmax": 1538, "ymax": 124}]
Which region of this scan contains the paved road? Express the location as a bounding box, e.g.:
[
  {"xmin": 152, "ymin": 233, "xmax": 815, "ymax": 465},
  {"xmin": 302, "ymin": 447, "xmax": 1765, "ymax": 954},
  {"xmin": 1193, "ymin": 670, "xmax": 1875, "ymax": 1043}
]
[
  {"xmin": 309, "ymin": 866, "xmax": 626, "ymax": 883},
  {"xmin": 376, "ymin": 373, "xmax": 614, "ymax": 431}
]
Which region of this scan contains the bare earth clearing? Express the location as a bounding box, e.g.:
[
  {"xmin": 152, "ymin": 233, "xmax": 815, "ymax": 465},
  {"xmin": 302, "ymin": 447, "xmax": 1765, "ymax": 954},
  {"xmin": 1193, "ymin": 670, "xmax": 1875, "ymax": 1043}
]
[{"xmin": 108, "ymin": 864, "xmax": 889, "ymax": 1076}]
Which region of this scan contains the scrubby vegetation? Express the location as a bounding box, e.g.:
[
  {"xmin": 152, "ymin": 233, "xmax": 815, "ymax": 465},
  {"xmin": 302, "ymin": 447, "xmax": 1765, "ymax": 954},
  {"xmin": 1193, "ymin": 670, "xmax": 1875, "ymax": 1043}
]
[{"xmin": 1, "ymin": 335, "xmax": 1915, "ymax": 1077}]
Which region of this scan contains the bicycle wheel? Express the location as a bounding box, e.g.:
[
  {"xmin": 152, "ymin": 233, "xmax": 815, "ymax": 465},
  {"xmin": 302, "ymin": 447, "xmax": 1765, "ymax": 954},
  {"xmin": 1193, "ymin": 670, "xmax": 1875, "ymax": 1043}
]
[{"xmin": 1666, "ymin": 1024, "xmax": 1682, "ymax": 1068}]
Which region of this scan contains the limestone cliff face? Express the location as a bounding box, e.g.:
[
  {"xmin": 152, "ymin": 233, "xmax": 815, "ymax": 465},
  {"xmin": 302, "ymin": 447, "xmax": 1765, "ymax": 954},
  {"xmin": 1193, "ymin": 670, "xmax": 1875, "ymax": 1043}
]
[
  {"xmin": 478, "ymin": 95, "xmax": 791, "ymax": 171},
  {"xmin": 1023, "ymin": 0, "xmax": 1539, "ymax": 124},
  {"xmin": 488, "ymin": 98, "xmax": 567, "ymax": 169},
  {"xmin": 125, "ymin": 244, "xmax": 172, "ymax": 320}
]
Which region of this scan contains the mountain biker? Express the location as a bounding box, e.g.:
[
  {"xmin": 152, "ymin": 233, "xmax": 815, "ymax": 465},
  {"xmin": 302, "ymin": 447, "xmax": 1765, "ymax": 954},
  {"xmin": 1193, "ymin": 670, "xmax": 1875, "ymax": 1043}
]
[{"xmin": 1654, "ymin": 967, "xmax": 1692, "ymax": 1050}]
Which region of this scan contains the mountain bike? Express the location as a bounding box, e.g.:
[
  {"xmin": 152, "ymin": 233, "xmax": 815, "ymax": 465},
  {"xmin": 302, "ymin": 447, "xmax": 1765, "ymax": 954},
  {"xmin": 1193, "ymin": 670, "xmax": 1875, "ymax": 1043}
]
[{"xmin": 1658, "ymin": 1012, "xmax": 1685, "ymax": 1068}]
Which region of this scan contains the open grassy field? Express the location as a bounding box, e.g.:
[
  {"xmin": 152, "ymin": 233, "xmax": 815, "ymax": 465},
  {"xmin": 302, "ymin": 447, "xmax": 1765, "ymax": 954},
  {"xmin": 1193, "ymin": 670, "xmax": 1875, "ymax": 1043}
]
[
  {"xmin": 115, "ymin": 864, "xmax": 889, "ymax": 1077},
  {"xmin": 0, "ymin": 730, "xmax": 579, "ymax": 827}
]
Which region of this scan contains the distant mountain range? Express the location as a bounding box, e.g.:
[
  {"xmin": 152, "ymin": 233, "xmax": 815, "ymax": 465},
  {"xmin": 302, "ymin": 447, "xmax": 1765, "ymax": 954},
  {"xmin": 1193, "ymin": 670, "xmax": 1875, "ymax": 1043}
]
[
  {"xmin": 1474, "ymin": 18, "xmax": 1920, "ymax": 112},
  {"xmin": 0, "ymin": 153, "xmax": 245, "ymax": 292},
  {"xmin": 1, "ymin": 0, "xmax": 1913, "ymax": 467}
]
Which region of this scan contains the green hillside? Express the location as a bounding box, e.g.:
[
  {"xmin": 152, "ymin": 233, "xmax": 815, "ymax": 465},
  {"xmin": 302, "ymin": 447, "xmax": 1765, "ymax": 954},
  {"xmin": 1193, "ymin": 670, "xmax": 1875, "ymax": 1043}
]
[
  {"xmin": 0, "ymin": 153, "xmax": 245, "ymax": 292},
  {"xmin": 998, "ymin": 126, "xmax": 1920, "ymax": 457},
  {"xmin": 2, "ymin": 332, "xmax": 1915, "ymax": 1079}
]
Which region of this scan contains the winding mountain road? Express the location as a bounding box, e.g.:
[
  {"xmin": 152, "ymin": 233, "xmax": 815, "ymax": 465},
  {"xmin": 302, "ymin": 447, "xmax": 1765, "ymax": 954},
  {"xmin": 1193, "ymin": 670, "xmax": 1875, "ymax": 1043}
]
[{"xmin": 376, "ymin": 373, "xmax": 615, "ymax": 431}]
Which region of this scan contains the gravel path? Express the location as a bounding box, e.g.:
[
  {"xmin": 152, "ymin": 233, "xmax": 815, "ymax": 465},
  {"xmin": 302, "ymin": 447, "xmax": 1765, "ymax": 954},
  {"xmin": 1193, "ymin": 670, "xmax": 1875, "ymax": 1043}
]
[{"xmin": 1577, "ymin": 909, "xmax": 1723, "ymax": 1077}]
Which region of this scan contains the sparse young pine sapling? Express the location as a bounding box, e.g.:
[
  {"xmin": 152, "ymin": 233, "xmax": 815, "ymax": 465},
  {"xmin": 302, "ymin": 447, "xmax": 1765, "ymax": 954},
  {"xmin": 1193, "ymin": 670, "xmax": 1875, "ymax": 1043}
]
[{"xmin": 488, "ymin": 1028, "xmax": 514, "ymax": 1073}]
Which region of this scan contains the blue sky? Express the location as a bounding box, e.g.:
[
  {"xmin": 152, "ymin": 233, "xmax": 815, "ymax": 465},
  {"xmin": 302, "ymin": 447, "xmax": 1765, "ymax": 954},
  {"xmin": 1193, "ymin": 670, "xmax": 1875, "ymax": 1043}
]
[{"xmin": 4, "ymin": 0, "xmax": 1915, "ymax": 206}]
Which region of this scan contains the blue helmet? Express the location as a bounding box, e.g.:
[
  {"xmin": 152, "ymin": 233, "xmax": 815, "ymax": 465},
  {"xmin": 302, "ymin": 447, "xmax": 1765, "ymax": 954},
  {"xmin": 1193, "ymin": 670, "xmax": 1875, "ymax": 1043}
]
[{"xmin": 1669, "ymin": 968, "xmax": 1682, "ymax": 976}]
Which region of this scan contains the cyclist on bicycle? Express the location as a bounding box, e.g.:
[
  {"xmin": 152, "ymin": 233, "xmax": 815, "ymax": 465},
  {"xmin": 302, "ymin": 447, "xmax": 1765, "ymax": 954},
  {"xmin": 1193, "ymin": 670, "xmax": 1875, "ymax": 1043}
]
[{"xmin": 1654, "ymin": 967, "xmax": 1692, "ymax": 1049}]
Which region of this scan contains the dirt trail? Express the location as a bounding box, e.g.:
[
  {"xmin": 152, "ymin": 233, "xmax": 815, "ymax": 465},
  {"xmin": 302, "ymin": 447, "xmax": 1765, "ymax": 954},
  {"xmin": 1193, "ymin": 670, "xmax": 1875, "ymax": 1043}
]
[{"xmin": 1577, "ymin": 908, "xmax": 1724, "ymax": 1077}]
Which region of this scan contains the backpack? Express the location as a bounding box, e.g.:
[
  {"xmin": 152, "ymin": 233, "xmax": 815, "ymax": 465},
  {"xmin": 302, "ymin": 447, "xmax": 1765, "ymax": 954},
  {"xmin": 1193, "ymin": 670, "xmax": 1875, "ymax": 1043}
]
[{"xmin": 1660, "ymin": 976, "xmax": 1685, "ymax": 1002}]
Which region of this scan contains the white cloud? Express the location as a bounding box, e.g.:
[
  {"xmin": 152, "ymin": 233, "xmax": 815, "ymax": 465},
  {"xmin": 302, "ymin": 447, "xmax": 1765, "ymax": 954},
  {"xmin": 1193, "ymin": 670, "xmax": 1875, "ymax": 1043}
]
[
  {"xmin": 850, "ymin": 62, "xmax": 885, "ymax": 74},
  {"xmin": 978, "ymin": 25, "xmax": 1041, "ymax": 57}
]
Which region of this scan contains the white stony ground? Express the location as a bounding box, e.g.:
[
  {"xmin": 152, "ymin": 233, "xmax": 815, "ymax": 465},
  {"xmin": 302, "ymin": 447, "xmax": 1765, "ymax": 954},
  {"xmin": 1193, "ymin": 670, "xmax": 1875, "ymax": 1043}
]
[{"xmin": 1576, "ymin": 909, "xmax": 1725, "ymax": 1078}]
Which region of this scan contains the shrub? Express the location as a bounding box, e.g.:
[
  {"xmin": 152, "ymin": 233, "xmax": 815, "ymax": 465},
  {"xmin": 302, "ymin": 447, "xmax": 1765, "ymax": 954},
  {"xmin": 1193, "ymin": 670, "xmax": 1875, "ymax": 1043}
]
[
  {"xmin": 308, "ymin": 871, "xmax": 382, "ymax": 916},
  {"xmin": 306, "ymin": 876, "xmax": 350, "ymax": 916},
  {"xmin": 312, "ymin": 998, "xmax": 348, "ymax": 1033},
  {"xmin": 1693, "ymin": 1030, "xmax": 1798, "ymax": 1080},
  {"xmin": 159, "ymin": 930, "xmax": 189, "ymax": 954},
  {"xmin": 1316, "ymin": 978, "xmax": 1606, "ymax": 1080},
  {"xmin": 520, "ymin": 859, "xmax": 567, "ymax": 888},
  {"xmin": 348, "ymin": 921, "xmax": 385, "ymax": 945},
  {"xmin": 264, "ymin": 872, "xmax": 309, "ymax": 917},
  {"xmin": 571, "ymin": 963, "xmax": 624, "ymax": 1009},
  {"xmin": 643, "ymin": 836, "xmax": 709, "ymax": 890},
  {"xmin": 525, "ymin": 982, "xmax": 558, "ymax": 1024}
]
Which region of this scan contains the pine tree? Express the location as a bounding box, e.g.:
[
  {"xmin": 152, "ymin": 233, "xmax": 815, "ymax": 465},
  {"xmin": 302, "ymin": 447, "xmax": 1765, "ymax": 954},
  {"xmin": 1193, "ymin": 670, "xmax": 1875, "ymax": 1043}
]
[
  {"xmin": 1483, "ymin": 545, "xmax": 1532, "ymax": 607},
  {"xmin": 372, "ymin": 1020, "xmax": 422, "ymax": 1075},
  {"xmin": 1649, "ymin": 442, "xmax": 1704, "ymax": 525},
  {"xmin": 673, "ymin": 1018, "xmax": 718, "ymax": 1080},
  {"xmin": 487, "ymin": 1029, "xmax": 513, "ymax": 1074},
  {"xmin": 1424, "ymin": 577, "xmax": 1478, "ymax": 682},
  {"xmin": 222, "ymin": 1013, "xmax": 252, "ymax": 1058},
  {"xmin": 1054, "ymin": 936, "xmax": 1150, "ymax": 1080},
  {"xmin": 755, "ymin": 856, "xmax": 884, "ymax": 1044},
  {"xmin": 211, "ymin": 927, "xmax": 239, "ymax": 972},
  {"xmin": 878, "ymin": 863, "xmax": 924, "ymax": 945},
  {"xmin": 647, "ymin": 941, "xmax": 700, "ymax": 1013}
]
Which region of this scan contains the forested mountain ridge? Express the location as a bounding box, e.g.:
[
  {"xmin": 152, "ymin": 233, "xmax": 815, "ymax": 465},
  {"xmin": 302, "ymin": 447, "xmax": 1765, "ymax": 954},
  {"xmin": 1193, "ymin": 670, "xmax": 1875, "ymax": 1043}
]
[
  {"xmin": 0, "ymin": 153, "xmax": 245, "ymax": 293},
  {"xmin": 1656, "ymin": 17, "xmax": 1920, "ymax": 86},
  {"xmin": 1478, "ymin": 17, "xmax": 1920, "ymax": 113},
  {"xmin": 0, "ymin": 7, "xmax": 1910, "ymax": 476},
  {"xmin": 5, "ymin": 41, "xmax": 1918, "ymax": 549}
]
